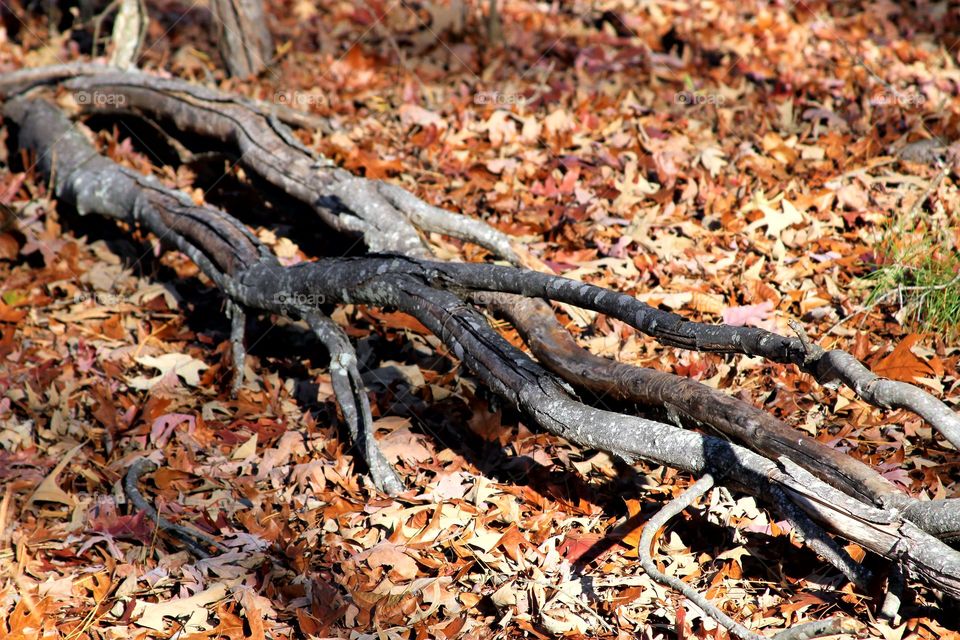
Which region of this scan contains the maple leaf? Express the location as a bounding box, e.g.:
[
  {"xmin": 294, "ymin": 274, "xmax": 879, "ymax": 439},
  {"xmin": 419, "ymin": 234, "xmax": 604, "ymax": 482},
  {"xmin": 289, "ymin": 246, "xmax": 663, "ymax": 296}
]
[
  {"xmin": 86, "ymin": 498, "xmax": 154, "ymax": 548},
  {"xmin": 151, "ymin": 413, "xmax": 196, "ymax": 447},
  {"xmin": 543, "ymin": 108, "xmax": 575, "ymax": 137},
  {"xmin": 361, "ymin": 542, "xmax": 419, "ymax": 581},
  {"xmin": 745, "ymin": 192, "xmax": 805, "ymax": 238}
]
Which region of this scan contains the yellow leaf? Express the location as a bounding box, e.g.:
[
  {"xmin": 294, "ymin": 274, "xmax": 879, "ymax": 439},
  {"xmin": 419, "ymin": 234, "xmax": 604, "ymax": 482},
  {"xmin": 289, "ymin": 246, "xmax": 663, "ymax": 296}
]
[{"xmin": 231, "ymin": 433, "xmax": 258, "ymax": 460}]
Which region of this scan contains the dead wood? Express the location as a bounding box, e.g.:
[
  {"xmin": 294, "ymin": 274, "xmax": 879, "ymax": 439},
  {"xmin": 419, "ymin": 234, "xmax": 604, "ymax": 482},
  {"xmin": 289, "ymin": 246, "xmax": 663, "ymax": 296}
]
[
  {"xmin": 5, "ymin": 90, "xmax": 960, "ymax": 614},
  {"xmin": 124, "ymin": 458, "xmax": 227, "ymax": 558},
  {"xmin": 3, "ymin": 65, "xmax": 955, "ymax": 503},
  {"xmin": 209, "ymin": 0, "xmax": 273, "ymax": 77},
  {"xmin": 638, "ymin": 474, "xmax": 864, "ymax": 640}
]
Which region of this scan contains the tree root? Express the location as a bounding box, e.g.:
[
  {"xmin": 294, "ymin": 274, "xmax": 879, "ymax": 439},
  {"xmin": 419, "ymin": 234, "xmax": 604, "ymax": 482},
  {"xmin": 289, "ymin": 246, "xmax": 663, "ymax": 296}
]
[
  {"xmin": 6, "ymin": 72, "xmax": 960, "ymax": 617},
  {"xmin": 6, "ymin": 64, "xmax": 955, "ymax": 454},
  {"xmin": 10, "ymin": 63, "xmax": 953, "ymax": 496}
]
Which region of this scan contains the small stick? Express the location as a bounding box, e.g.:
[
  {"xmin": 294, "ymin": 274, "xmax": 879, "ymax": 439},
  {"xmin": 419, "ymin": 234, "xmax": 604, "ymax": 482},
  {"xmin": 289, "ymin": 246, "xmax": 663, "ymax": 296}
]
[
  {"xmin": 639, "ymin": 474, "xmax": 861, "ymax": 640},
  {"xmin": 124, "ymin": 458, "xmax": 228, "ymax": 558},
  {"xmin": 303, "ymin": 311, "xmax": 404, "ymax": 495},
  {"xmin": 879, "ymin": 564, "xmax": 905, "ymax": 622}
]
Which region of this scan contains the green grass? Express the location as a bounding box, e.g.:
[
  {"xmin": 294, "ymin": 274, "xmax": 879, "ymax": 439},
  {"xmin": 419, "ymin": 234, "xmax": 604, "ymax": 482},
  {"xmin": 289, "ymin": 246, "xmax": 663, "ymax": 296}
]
[{"xmin": 864, "ymin": 193, "xmax": 960, "ymax": 341}]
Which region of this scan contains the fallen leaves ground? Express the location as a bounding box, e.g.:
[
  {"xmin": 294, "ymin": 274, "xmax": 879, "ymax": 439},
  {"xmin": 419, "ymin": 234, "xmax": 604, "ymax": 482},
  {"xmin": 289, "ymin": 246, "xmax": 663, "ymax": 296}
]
[{"xmin": 1, "ymin": 1, "xmax": 960, "ymax": 638}]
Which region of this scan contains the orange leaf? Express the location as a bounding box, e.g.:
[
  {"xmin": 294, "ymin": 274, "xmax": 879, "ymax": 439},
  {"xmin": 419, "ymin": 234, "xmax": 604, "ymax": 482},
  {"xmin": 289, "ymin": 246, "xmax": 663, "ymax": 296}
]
[
  {"xmin": 620, "ymin": 499, "xmax": 646, "ymax": 557},
  {"xmin": 873, "ymin": 334, "xmax": 934, "ymax": 383},
  {"xmin": 496, "ymin": 524, "xmax": 535, "ymax": 563}
]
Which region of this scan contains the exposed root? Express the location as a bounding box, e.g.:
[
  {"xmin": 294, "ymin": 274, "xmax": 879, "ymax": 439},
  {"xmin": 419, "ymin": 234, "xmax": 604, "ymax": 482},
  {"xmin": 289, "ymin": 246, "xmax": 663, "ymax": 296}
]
[
  {"xmin": 302, "ymin": 311, "xmax": 404, "ymax": 495},
  {"xmin": 7, "ymin": 77, "xmax": 960, "ymax": 615},
  {"xmin": 12, "ymin": 63, "xmax": 954, "ymax": 451}
]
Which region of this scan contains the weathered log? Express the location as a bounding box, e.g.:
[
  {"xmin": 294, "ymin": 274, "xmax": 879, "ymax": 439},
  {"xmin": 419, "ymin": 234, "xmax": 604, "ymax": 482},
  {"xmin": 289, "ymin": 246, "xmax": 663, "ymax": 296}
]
[
  {"xmin": 6, "ymin": 93, "xmax": 960, "ymax": 605},
  {"xmin": 3, "ymin": 66, "xmax": 955, "ymax": 525}
]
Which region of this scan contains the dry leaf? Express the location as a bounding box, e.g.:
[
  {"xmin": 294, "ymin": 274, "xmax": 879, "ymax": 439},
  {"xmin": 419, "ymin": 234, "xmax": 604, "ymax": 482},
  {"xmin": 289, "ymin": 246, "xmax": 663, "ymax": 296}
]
[
  {"xmin": 133, "ymin": 583, "xmax": 229, "ymax": 632},
  {"xmin": 874, "ymin": 334, "xmax": 934, "ymax": 384},
  {"xmin": 128, "ymin": 353, "xmax": 209, "ymax": 390},
  {"xmin": 27, "ymin": 442, "xmax": 85, "ymax": 507}
]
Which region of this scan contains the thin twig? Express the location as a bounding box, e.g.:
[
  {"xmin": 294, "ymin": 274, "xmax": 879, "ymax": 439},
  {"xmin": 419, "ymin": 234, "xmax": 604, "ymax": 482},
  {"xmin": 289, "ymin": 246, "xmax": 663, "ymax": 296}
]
[
  {"xmin": 639, "ymin": 475, "xmax": 861, "ymax": 640},
  {"xmin": 638, "ymin": 474, "xmax": 765, "ymax": 640},
  {"xmin": 303, "ymin": 311, "xmax": 404, "ymax": 495},
  {"xmin": 124, "ymin": 458, "xmax": 228, "ymax": 558}
]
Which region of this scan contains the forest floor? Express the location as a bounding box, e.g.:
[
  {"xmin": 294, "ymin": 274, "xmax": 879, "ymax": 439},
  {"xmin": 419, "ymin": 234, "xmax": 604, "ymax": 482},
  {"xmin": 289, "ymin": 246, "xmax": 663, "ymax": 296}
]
[{"xmin": 1, "ymin": 1, "xmax": 959, "ymax": 638}]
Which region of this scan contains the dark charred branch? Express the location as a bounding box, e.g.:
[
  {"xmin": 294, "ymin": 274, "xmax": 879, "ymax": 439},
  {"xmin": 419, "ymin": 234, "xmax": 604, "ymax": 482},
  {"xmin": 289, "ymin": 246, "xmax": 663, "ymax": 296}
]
[
  {"xmin": 249, "ymin": 253, "xmax": 960, "ymax": 470},
  {"xmin": 124, "ymin": 458, "xmax": 227, "ymax": 558}
]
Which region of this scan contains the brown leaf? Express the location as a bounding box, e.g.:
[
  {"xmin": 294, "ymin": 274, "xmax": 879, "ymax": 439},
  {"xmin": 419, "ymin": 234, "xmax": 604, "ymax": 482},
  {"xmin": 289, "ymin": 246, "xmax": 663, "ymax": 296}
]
[
  {"xmin": 496, "ymin": 524, "xmax": 536, "ymax": 563},
  {"xmin": 27, "ymin": 442, "xmax": 85, "ymax": 507},
  {"xmin": 363, "ymin": 543, "xmax": 419, "ymax": 581}
]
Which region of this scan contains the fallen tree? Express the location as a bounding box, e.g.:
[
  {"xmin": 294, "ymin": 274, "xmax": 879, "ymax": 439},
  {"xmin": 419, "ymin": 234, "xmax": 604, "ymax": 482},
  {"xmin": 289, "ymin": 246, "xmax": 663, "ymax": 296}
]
[{"xmin": 3, "ymin": 65, "xmax": 960, "ymax": 637}]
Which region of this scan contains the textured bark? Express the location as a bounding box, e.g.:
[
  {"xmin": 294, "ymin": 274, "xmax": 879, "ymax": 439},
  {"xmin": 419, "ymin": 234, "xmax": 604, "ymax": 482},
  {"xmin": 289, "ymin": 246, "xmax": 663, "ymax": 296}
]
[
  {"xmin": 6, "ymin": 92, "xmax": 960, "ymax": 603},
  {"xmin": 4, "ymin": 64, "xmax": 950, "ymax": 472},
  {"xmin": 107, "ymin": 0, "xmax": 147, "ymax": 69},
  {"xmin": 4, "ymin": 64, "xmax": 953, "ymax": 460},
  {"xmin": 4, "ymin": 66, "xmax": 959, "ymax": 531},
  {"xmin": 495, "ymin": 298, "xmax": 901, "ymax": 504},
  {"xmin": 209, "ymin": 0, "xmax": 274, "ymax": 77}
]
